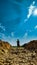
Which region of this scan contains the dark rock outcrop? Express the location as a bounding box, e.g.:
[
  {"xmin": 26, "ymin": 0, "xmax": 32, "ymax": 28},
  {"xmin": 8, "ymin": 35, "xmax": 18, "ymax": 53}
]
[{"xmin": 22, "ymin": 40, "xmax": 37, "ymax": 50}]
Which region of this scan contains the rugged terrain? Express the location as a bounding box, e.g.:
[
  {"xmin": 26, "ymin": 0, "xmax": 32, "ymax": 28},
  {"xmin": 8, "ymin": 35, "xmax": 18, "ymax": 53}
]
[
  {"xmin": 22, "ymin": 40, "xmax": 37, "ymax": 50},
  {"xmin": 0, "ymin": 40, "xmax": 37, "ymax": 65}
]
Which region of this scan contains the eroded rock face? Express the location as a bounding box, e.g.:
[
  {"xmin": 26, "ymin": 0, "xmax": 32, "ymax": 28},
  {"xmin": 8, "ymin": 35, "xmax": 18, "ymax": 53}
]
[
  {"xmin": 0, "ymin": 40, "xmax": 11, "ymax": 50},
  {"xmin": 22, "ymin": 40, "xmax": 37, "ymax": 50},
  {"xmin": 0, "ymin": 40, "xmax": 37, "ymax": 65}
]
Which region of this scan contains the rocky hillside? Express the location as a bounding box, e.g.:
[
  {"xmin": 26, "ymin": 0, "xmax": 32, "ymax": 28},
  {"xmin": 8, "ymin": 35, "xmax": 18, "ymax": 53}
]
[
  {"xmin": 0, "ymin": 40, "xmax": 37, "ymax": 65},
  {"xmin": 22, "ymin": 40, "xmax": 37, "ymax": 50},
  {"xmin": 0, "ymin": 40, "xmax": 11, "ymax": 49}
]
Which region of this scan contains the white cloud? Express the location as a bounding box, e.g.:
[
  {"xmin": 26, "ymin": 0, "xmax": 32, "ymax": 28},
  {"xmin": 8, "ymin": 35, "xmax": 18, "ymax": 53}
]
[
  {"xmin": 24, "ymin": 1, "xmax": 35, "ymax": 22},
  {"xmin": 0, "ymin": 33, "xmax": 12, "ymax": 44},
  {"xmin": 0, "ymin": 23, "xmax": 6, "ymax": 31},
  {"xmin": 35, "ymin": 25, "xmax": 37, "ymax": 29},
  {"xmin": 25, "ymin": 32, "xmax": 28, "ymax": 37},
  {"xmin": 26, "ymin": 30, "xmax": 32, "ymax": 32},
  {"xmin": 23, "ymin": 32, "xmax": 28, "ymax": 39},
  {"xmin": 0, "ymin": 33, "xmax": 4, "ymax": 38},
  {"xmin": 0, "ymin": 33, "xmax": 17, "ymax": 46},
  {"xmin": 11, "ymin": 32, "xmax": 14, "ymax": 37},
  {"xmin": 33, "ymin": 8, "xmax": 37, "ymax": 15},
  {"xmin": 0, "ymin": 33, "xmax": 7, "ymax": 40}
]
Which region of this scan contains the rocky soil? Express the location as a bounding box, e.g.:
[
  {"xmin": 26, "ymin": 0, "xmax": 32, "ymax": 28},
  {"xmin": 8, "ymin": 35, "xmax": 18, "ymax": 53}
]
[
  {"xmin": 0, "ymin": 40, "xmax": 37, "ymax": 65},
  {"xmin": 0, "ymin": 47, "xmax": 37, "ymax": 65}
]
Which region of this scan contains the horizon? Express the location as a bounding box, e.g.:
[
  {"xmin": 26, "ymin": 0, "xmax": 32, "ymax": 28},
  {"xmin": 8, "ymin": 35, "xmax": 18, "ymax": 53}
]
[
  {"xmin": 0, "ymin": 39, "xmax": 37, "ymax": 46},
  {"xmin": 0, "ymin": 0, "xmax": 37, "ymax": 45}
]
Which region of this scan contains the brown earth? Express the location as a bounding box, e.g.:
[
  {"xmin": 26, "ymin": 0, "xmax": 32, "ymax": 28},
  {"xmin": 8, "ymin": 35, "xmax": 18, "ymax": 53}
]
[
  {"xmin": 22, "ymin": 40, "xmax": 37, "ymax": 50},
  {"xmin": 0, "ymin": 40, "xmax": 37, "ymax": 65}
]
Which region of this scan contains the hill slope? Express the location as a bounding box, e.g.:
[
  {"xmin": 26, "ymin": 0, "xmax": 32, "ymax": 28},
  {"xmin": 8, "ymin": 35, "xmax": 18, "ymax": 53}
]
[
  {"xmin": 22, "ymin": 40, "xmax": 37, "ymax": 50},
  {"xmin": 0, "ymin": 40, "xmax": 37, "ymax": 65},
  {"xmin": 0, "ymin": 40, "xmax": 11, "ymax": 51}
]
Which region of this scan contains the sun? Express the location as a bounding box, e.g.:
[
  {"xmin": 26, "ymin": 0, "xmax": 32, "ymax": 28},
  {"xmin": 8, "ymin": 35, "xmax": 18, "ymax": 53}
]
[{"xmin": 33, "ymin": 8, "xmax": 37, "ymax": 15}]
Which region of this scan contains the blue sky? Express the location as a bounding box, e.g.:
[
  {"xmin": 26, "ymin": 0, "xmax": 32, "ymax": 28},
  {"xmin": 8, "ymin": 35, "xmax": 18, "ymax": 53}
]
[{"xmin": 0, "ymin": 0, "xmax": 37, "ymax": 45}]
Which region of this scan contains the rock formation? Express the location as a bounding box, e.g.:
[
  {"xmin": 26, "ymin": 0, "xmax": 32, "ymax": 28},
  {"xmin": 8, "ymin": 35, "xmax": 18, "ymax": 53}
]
[{"xmin": 0, "ymin": 40, "xmax": 37, "ymax": 65}]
